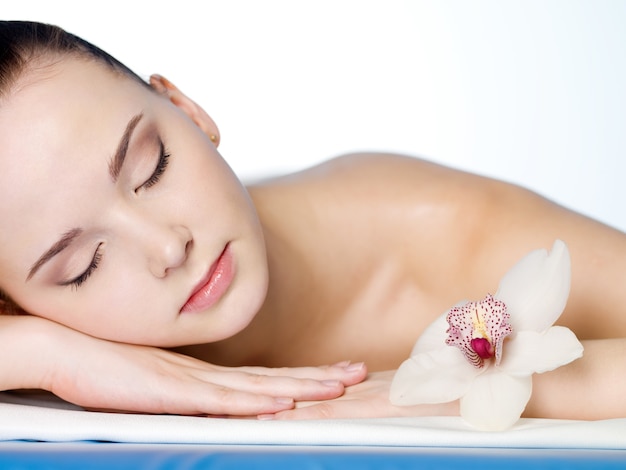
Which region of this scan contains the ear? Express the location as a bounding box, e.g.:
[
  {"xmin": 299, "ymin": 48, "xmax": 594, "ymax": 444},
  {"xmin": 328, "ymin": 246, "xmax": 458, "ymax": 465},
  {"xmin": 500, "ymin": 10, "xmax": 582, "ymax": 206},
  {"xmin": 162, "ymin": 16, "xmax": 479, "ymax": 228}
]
[{"xmin": 149, "ymin": 74, "xmax": 220, "ymax": 147}]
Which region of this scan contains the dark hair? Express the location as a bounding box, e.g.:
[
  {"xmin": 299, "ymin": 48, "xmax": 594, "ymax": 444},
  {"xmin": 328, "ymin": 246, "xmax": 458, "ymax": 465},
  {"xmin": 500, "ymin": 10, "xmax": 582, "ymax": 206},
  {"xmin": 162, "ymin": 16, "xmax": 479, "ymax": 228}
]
[
  {"xmin": 0, "ymin": 20, "xmax": 149, "ymax": 99},
  {"xmin": 0, "ymin": 21, "xmax": 149, "ymax": 315},
  {"xmin": 0, "ymin": 291, "xmax": 23, "ymax": 315}
]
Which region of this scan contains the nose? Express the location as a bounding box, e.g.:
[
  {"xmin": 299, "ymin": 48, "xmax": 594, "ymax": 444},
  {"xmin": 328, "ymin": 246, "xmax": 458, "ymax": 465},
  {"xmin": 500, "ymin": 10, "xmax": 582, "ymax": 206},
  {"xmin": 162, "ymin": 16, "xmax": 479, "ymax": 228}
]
[
  {"xmin": 146, "ymin": 224, "xmax": 193, "ymax": 278},
  {"xmin": 110, "ymin": 203, "xmax": 193, "ymax": 278}
]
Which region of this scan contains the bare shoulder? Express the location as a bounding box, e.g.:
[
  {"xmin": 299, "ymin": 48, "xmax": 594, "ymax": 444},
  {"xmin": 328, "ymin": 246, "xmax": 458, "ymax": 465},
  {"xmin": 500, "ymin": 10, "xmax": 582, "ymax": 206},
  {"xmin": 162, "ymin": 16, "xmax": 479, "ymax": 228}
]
[
  {"xmin": 250, "ymin": 152, "xmax": 498, "ymax": 201},
  {"xmin": 275, "ymin": 152, "xmax": 476, "ymax": 186},
  {"xmin": 250, "ymin": 151, "xmax": 623, "ymax": 265},
  {"xmin": 250, "ymin": 152, "xmax": 523, "ymax": 290},
  {"xmin": 248, "ymin": 151, "xmax": 547, "ymax": 256},
  {"xmin": 250, "ymin": 152, "xmax": 626, "ymax": 339},
  {"xmin": 312, "ymin": 154, "xmax": 626, "ymax": 339}
]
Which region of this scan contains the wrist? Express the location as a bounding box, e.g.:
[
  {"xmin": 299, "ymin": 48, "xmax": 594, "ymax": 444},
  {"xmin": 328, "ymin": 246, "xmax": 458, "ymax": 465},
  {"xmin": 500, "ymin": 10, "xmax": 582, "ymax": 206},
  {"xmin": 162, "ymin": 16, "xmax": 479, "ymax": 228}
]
[{"xmin": 0, "ymin": 315, "xmax": 72, "ymax": 392}]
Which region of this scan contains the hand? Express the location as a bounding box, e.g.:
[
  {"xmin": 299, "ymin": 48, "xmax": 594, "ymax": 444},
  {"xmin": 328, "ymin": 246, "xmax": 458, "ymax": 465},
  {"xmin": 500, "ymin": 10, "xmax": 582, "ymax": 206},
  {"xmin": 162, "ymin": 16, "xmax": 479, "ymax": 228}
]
[
  {"xmin": 266, "ymin": 370, "xmax": 458, "ymax": 420},
  {"xmin": 26, "ymin": 317, "xmax": 367, "ymax": 416}
]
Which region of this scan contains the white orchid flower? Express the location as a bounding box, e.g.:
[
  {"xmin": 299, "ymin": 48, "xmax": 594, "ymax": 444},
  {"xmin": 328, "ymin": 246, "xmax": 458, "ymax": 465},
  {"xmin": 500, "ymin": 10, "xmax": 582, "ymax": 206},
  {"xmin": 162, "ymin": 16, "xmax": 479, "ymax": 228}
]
[{"xmin": 390, "ymin": 240, "xmax": 584, "ymax": 431}]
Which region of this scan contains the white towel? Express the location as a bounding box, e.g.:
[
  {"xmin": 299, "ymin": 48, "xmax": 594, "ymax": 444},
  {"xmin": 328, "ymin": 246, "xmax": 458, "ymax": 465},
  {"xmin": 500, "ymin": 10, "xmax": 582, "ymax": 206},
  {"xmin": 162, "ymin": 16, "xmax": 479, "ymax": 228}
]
[{"xmin": 1, "ymin": 391, "xmax": 625, "ymax": 448}]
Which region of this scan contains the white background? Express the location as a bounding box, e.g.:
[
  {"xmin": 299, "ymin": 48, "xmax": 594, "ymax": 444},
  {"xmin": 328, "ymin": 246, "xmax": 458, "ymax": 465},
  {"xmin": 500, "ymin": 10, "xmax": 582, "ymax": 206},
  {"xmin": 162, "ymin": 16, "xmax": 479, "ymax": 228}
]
[{"xmin": 4, "ymin": 1, "xmax": 626, "ymax": 231}]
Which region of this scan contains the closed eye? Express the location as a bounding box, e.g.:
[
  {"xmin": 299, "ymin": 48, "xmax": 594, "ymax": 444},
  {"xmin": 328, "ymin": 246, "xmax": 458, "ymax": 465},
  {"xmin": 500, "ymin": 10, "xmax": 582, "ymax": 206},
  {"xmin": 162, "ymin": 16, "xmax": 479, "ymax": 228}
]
[
  {"xmin": 62, "ymin": 243, "xmax": 104, "ymax": 289},
  {"xmin": 139, "ymin": 139, "xmax": 170, "ymax": 190}
]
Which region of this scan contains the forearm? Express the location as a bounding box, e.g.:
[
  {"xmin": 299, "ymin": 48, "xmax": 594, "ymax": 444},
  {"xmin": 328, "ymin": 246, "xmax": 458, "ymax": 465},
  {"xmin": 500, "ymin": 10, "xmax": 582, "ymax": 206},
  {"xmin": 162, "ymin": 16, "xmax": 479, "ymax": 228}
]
[
  {"xmin": 525, "ymin": 338, "xmax": 626, "ymax": 420},
  {"xmin": 1, "ymin": 313, "xmax": 368, "ymax": 416},
  {"xmin": 0, "ymin": 315, "xmax": 60, "ymax": 391}
]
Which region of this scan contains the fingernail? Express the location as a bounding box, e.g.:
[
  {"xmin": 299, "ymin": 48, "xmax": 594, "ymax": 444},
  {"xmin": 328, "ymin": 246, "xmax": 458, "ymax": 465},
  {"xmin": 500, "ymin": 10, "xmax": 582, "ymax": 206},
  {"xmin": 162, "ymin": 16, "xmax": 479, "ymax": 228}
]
[
  {"xmin": 332, "ymin": 360, "xmax": 351, "ymax": 368},
  {"xmin": 322, "ymin": 380, "xmax": 341, "ymax": 387},
  {"xmin": 345, "ymin": 362, "xmax": 365, "ymax": 373},
  {"xmin": 274, "ymin": 397, "xmax": 294, "ymax": 406},
  {"xmin": 257, "ymin": 414, "xmax": 275, "ymax": 421}
]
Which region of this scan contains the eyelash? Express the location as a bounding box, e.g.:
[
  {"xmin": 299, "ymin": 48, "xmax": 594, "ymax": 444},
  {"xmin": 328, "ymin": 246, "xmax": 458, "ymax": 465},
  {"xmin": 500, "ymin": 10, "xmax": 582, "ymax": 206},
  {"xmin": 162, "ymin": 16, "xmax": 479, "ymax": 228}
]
[
  {"xmin": 64, "ymin": 243, "xmax": 103, "ymax": 289},
  {"xmin": 140, "ymin": 140, "xmax": 171, "ymax": 190},
  {"xmin": 66, "ymin": 139, "xmax": 171, "ymax": 289}
]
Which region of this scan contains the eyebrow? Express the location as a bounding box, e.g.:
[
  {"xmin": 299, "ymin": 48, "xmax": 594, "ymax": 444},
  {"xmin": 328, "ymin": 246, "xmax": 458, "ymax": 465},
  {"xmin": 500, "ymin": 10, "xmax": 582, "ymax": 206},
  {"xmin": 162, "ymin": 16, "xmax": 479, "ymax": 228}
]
[
  {"xmin": 27, "ymin": 228, "xmax": 83, "ymax": 281},
  {"xmin": 108, "ymin": 112, "xmax": 144, "ymax": 182}
]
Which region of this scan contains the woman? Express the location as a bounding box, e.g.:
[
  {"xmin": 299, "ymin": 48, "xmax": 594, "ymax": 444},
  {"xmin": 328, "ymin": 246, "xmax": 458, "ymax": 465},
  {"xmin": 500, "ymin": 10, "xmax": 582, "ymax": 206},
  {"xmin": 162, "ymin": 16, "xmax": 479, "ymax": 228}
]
[{"xmin": 1, "ymin": 21, "xmax": 625, "ymax": 423}]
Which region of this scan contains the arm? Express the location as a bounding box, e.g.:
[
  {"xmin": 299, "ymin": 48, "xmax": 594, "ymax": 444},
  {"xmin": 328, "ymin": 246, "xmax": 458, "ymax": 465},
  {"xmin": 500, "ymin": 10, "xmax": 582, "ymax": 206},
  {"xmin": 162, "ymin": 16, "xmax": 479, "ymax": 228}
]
[
  {"xmin": 271, "ymin": 339, "xmax": 626, "ymax": 421},
  {"xmin": 0, "ymin": 315, "xmax": 367, "ymax": 415},
  {"xmin": 526, "ymin": 338, "xmax": 626, "ymax": 420},
  {"xmin": 263, "ymin": 370, "xmax": 459, "ymax": 421}
]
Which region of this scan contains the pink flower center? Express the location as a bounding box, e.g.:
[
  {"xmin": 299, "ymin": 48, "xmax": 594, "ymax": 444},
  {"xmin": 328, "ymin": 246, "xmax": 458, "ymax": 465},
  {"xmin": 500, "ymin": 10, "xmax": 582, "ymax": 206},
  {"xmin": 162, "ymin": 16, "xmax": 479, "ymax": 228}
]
[
  {"xmin": 445, "ymin": 294, "xmax": 512, "ymax": 368},
  {"xmin": 470, "ymin": 337, "xmax": 495, "ymax": 359}
]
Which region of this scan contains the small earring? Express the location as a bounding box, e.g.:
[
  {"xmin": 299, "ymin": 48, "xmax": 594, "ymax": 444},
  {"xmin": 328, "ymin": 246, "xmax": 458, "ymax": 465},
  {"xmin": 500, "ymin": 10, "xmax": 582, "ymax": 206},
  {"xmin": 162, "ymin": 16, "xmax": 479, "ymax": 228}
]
[{"xmin": 210, "ymin": 134, "xmax": 217, "ymax": 142}]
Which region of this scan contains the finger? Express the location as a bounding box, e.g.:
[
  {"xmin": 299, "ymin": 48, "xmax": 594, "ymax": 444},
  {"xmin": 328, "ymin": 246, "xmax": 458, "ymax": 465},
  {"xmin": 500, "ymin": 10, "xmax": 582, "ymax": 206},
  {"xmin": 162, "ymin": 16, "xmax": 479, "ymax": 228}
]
[
  {"xmin": 267, "ymin": 397, "xmax": 458, "ymax": 421},
  {"xmin": 197, "ymin": 371, "xmax": 349, "ymax": 401},
  {"xmin": 267, "ymin": 398, "xmax": 393, "ymax": 420},
  {"xmin": 262, "ymin": 401, "xmax": 354, "ymax": 420},
  {"xmin": 217, "ymin": 362, "xmax": 368, "ymax": 386},
  {"xmin": 94, "ymin": 383, "xmax": 298, "ymax": 417},
  {"xmin": 184, "ymin": 387, "xmax": 298, "ymax": 416}
]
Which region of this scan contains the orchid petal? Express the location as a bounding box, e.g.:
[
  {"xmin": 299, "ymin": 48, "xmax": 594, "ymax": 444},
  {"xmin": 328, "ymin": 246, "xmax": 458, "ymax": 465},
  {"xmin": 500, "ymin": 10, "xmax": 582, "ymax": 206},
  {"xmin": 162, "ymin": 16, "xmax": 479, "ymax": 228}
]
[
  {"xmin": 460, "ymin": 371, "xmax": 532, "ymax": 431},
  {"xmin": 497, "ymin": 327, "xmax": 584, "ymax": 376},
  {"xmin": 495, "ymin": 239, "xmax": 570, "ymax": 333},
  {"xmin": 390, "ymin": 346, "xmax": 480, "ymax": 405},
  {"xmin": 411, "ymin": 310, "xmax": 452, "ymax": 355},
  {"xmin": 391, "ymin": 240, "xmax": 579, "ymax": 431}
]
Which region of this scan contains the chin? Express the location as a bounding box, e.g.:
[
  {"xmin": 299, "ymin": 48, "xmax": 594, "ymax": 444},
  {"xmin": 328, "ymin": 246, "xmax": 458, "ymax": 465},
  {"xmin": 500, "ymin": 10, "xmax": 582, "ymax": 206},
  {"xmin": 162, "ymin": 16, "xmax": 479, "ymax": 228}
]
[
  {"xmin": 181, "ymin": 262, "xmax": 268, "ymax": 346},
  {"xmin": 218, "ymin": 264, "xmax": 269, "ymax": 338}
]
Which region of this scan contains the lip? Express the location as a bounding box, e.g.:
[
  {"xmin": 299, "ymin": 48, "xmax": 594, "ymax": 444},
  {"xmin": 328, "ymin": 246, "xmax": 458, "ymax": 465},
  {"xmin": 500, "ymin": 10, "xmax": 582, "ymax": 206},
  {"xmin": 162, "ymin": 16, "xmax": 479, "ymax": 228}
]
[{"xmin": 181, "ymin": 244, "xmax": 234, "ymax": 314}]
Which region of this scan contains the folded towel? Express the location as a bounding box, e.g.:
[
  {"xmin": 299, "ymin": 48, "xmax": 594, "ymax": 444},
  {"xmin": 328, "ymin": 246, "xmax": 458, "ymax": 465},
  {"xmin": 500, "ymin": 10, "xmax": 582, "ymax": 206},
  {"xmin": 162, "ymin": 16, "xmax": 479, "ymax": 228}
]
[{"xmin": 1, "ymin": 391, "xmax": 625, "ymax": 448}]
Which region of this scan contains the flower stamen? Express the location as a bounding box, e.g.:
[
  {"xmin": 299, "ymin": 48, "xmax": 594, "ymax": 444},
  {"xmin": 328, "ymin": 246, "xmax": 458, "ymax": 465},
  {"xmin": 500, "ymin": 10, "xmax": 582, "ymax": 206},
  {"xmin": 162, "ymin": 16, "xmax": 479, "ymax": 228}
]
[
  {"xmin": 445, "ymin": 294, "xmax": 512, "ymax": 368},
  {"xmin": 470, "ymin": 337, "xmax": 495, "ymax": 359}
]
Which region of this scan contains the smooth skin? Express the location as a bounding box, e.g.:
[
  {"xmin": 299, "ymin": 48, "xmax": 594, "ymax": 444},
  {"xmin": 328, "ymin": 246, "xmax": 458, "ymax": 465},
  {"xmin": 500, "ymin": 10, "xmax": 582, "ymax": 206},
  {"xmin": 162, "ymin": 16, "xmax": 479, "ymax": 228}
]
[{"xmin": 1, "ymin": 57, "xmax": 625, "ymax": 421}]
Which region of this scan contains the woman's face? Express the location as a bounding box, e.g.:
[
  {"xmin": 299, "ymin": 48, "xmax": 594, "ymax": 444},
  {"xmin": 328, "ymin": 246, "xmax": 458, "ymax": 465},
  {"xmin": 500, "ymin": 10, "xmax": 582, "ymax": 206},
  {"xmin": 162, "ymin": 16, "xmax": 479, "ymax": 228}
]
[{"xmin": 0, "ymin": 57, "xmax": 269, "ymax": 346}]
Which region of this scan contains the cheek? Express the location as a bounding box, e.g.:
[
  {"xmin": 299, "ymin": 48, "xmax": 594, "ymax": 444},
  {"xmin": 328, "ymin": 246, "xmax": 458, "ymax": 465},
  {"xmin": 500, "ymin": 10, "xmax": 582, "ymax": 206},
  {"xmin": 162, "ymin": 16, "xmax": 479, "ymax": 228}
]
[
  {"xmin": 74, "ymin": 271, "xmax": 166, "ymax": 342},
  {"xmin": 22, "ymin": 270, "xmax": 159, "ymax": 343},
  {"xmin": 168, "ymin": 153, "xmax": 249, "ymax": 226}
]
